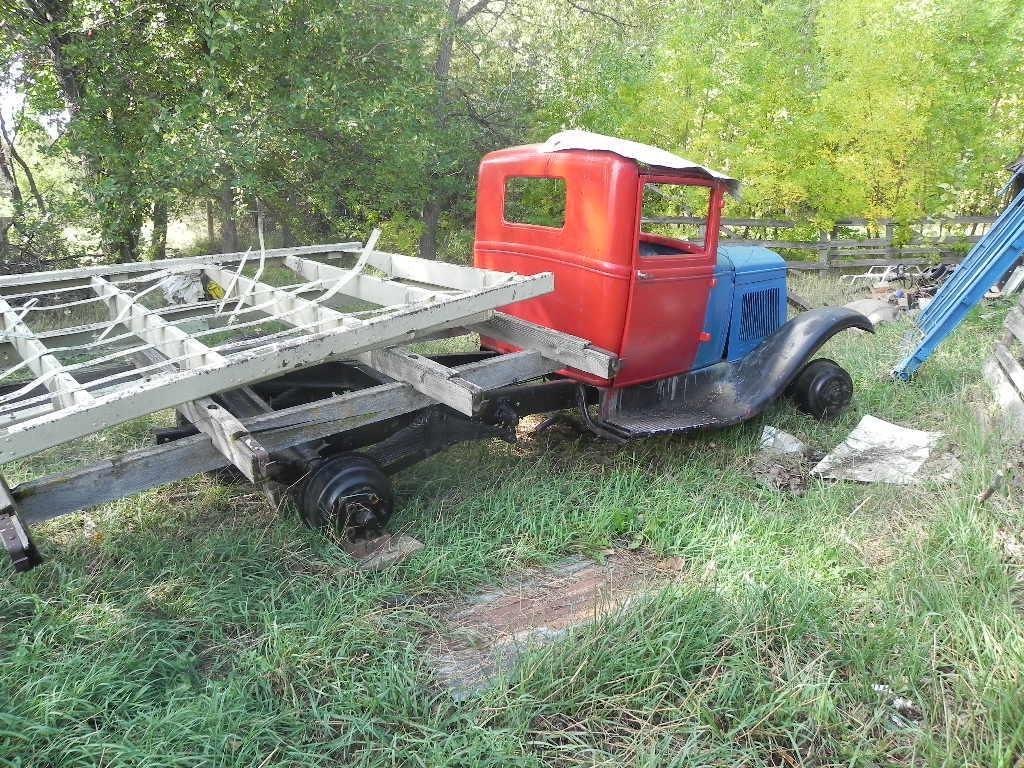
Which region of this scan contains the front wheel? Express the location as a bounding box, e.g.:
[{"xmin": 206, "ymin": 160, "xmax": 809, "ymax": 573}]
[{"xmin": 788, "ymin": 358, "xmax": 853, "ymax": 420}]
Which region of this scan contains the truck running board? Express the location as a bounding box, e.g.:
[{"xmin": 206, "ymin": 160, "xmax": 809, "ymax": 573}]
[{"xmin": 601, "ymin": 404, "xmax": 722, "ymax": 437}]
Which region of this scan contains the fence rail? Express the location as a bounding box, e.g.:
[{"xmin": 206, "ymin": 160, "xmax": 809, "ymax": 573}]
[{"xmin": 644, "ymin": 214, "xmax": 999, "ymax": 271}]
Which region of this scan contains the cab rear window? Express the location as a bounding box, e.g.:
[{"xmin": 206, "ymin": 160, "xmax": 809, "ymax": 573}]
[
  {"xmin": 504, "ymin": 176, "xmax": 566, "ymax": 228},
  {"xmin": 640, "ymin": 182, "xmax": 711, "ymax": 249}
]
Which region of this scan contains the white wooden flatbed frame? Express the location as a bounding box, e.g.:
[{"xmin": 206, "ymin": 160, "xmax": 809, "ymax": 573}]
[{"xmin": 0, "ymin": 242, "xmax": 618, "ymax": 521}]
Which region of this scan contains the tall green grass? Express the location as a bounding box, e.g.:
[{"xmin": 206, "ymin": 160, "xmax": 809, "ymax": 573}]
[{"xmin": 1, "ymin": 283, "xmax": 1021, "ymax": 767}]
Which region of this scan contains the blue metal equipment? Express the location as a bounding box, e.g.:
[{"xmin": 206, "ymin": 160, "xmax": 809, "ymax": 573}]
[{"xmin": 894, "ymin": 186, "xmax": 1024, "ymax": 380}]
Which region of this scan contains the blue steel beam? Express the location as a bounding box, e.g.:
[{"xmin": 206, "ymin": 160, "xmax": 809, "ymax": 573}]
[{"xmin": 894, "ymin": 187, "xmax": 1024, "ymax": 380}]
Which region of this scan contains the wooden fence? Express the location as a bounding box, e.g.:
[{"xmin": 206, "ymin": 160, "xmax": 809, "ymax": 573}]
[
  {"xmin": 645, "ymin": 215, "xmax": 998, "ymax": 271},
  {"xmin": 0, "ymin": 213, "xmax": 1001, "ymax": 273}
]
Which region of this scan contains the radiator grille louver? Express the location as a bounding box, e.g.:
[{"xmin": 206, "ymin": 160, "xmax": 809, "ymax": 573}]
[{"xmin": 738, "ymin": 287, "xmax": 781, "ymax": 342}]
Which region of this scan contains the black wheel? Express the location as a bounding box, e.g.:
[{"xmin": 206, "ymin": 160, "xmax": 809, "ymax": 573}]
[
  {"xmin": 299, "ymin": 453, "xmax": 394, "ymax": 537},
  {"xmin": 788, "ymin": 358, "xmax": 853, "ymax": 420}
]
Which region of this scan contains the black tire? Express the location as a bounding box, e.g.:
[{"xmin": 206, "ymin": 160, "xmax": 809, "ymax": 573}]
[
  {"xmin": 299, "ymin": 453, "xmax": 394, "ymax": 536},
  {"xmin": 788, "ymin": 358, "xmax": 853, "ymax": 420}
]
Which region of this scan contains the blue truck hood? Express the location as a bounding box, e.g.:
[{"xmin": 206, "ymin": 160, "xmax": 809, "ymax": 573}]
[
  {"xmin": 692, "ymin": 244, "xmax": 789, "ymax": 369},
  {"xmin": 717, "ymin": 245, "xmax": 787, "ymax": 284}
]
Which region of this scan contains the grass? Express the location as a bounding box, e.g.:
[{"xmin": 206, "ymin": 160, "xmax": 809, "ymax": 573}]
[{"xmin": 2, "ymin": 274, "xmax": 1023, "ymax": 767}]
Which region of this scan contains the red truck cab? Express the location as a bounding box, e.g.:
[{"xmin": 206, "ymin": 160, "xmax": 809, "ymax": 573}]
[{"xmin": 473, "ymin": 132, "xmax": 731, "ymax": 387}]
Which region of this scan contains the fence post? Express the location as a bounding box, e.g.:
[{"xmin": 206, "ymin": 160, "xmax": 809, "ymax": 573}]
[
  {"xmin": 818, "ymin": 227, "xmax": 835, "ymax": 271},
  {"xmin": 884, "ymin": 221, "xmax": 895, "ymax": 260}
]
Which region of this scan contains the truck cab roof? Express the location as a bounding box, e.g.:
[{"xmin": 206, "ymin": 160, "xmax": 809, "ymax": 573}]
[{"xmin": 538, "ymin": 130, "xmax": 740, "ymax": 196}]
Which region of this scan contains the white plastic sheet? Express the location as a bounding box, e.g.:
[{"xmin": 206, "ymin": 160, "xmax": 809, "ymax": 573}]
[{"xmin": 758, "ymin": 426, "xmax": 806, "ymax": 455}]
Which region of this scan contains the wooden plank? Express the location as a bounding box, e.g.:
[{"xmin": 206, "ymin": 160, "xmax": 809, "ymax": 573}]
[
  {"xmin": 721, "ymin": 239, "xmax": 827, "ymax": 250},
  {"xmin": 284, "ymin": 254, "xmax": 442, "ymax": 306},
  {"xmin": 992, "ymin": 342, "xmax": 1024, "ymax": 396},
  {"xmin": 646, "ymin": 215, "xmax": 997, "ymax": 229},
  {"xmin": 787, "ymin": 290, "xmax": 814, "ymax": 312},
  {"xmin": 721, "ymin": 239, "xmax": 980, "ymax": 253},
  {"xmin": 210, "ymin": 264, "xmax": 481, "ymax": 414},
  {"xmin": 91, "ymin": 276, "xmax": 227, "ymax": 369},
  {"xmin": 1004, "ymin": 306, "xmax": 1024, "ymax": 345},
  {"xmin": 131, "ymin": 346, "xmax": 270, "ymax": 483},
  {"xmin": 354, "ymin": 248, "xmax": 510, "ymax": 292},
  {"xmin": 786, "ymin": 256, "xmax": 965, "ymax": 271},
  {"xmin": 358, "ymin": 347, "xmax": 484, "ymax": 416},
  {"xmin": 0, "ymin": 280, "xmax": 394, "ymax": 361},
  {"xmin": 469, "ymin": 312, "xmax": 619, "ymax": 380},
  {"xmin": 983, "ymin": 356, "xmax": 1024, "ymax": 437},
  {"xmin": 108, "ymin": 299, "xmax": 268, "ymax": 481},
  {"xmin": 0, "ymin": 297, "xmax": 94, "ymax": 409},
  {"xmin": 178, "ymin": 398, "xmax": 270, "ymax": 482},
  {"xmin": 644, "ymin": 217, "xmax": 796, "ymax": 229},
  {"xmin": 12, "ymin": 351, "xmax": 560, "ymax": 523},
  {"xmin": 0, "ymin": 270, "xmax": 553, "ymax": 464},
  {"xmin": 203, "ymin": 265, "xmax": 360, "ymax": 333}
]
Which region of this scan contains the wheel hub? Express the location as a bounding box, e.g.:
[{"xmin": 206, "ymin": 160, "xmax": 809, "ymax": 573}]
[{"xmin": 299, "ymin": 454, "xmax": 394, "ymax": 537}]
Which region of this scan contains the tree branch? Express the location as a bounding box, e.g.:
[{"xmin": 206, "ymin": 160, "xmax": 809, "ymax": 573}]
[
  {"xmin": 0, "ymin": 111, "xmax": 46, "ymax": 213},
  {"xmin": 564, "ymin": 0, "xmax": 636, "ymax": 30},
  {"xmin": 456, "ymin": 0, "xmax": 500, "ymax": 27}
]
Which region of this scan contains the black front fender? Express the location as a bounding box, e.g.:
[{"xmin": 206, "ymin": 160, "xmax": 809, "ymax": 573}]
[
  {"xmin": 603, "ymin": 307, "xmax": 874, "ymax": 435},
  {"xmin": 735, "ymin": 306, "xmax": 874, "ymax": 402}
]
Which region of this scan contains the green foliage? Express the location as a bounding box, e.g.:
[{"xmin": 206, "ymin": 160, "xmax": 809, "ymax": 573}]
[
  {"xmin": 1, "ymin": 0, "xmax": 1022, "ymax": 263},
  {"xmin": 542, "ymin": 0, "xmax": 1024, "ymax": 224},
  {"xmin": 504, "ymin": 176, "xmax": 567, "ymax": 228}
]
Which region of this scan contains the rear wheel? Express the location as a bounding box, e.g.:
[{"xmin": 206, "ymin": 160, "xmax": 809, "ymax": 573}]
[
  {"xmin": 788, "ymin": 358, "xmax": 852, "ymax": 420},
  {"xmin": 299, "ymin": 454, "xmax": 394, "ymax": 538}
]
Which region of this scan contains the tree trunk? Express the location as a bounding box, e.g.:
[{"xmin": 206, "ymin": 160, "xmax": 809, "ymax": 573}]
[
  {"xmin": 0, "ymin": 138, "xmax": 23, "ymax": 209},
  {"xmin": 0, "ymin": 112, "xmax": 44, "ymax": 213},
  {"xmin": 418, "ymin": 198, "xmax": 442, "ymax": 260},
  {"xmin": 32, "ymin": 1, "xmax": 144, "ymax": 262},
  {"xmin": 206, "ymin": 200, "xmax": 215, "ymax": 247},
  {"xmin": 418, "ymin": 0, "xmax": 465, "ymax": 260},
  {"xmin": 279, "ymin": 196, "xmax": 297, "ymax": 246},
  {"xmin": 221, "ymin": 186, "xmax": 239, "ymax": 253},
  {"xmin": 149, "ymin": 200, "xmax": 168, "ymax": 260},
  {"xmin": 106, "ymin": 225, "xmax": 140, "ymax": 264},
  {"xmin": 281, "ymin": 216, "xmax": 295, "ymax": 247}
]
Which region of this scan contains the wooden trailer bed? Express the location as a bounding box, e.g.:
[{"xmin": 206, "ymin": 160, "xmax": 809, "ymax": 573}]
[{"xmin": 0, "ymin": 240, "xmax": 618, "ymax": 571}]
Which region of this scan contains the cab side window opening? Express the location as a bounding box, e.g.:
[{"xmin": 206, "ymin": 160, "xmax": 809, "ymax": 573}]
[
  {"xmin": 640, "ymin": 182, "xmax": 712, "ymax": 253},
  {"xmin": 504, "ymin": 176, "xmax": 566, "ymax": 228}
]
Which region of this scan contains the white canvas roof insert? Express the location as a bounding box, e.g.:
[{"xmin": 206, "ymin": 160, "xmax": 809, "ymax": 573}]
[{"xmin": 541, "ymin": 129, "xmax": 740, "ymax": 196}]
